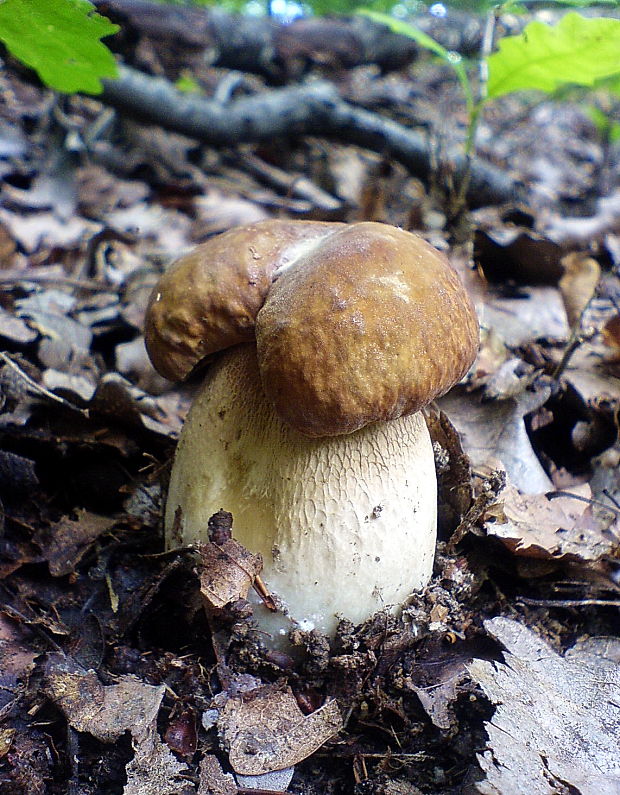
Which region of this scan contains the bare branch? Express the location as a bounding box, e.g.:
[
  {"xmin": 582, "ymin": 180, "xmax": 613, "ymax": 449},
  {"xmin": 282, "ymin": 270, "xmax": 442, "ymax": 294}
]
[{"xmin": 101, "ymin": 66, "xmax": 522, "ymax": 209}]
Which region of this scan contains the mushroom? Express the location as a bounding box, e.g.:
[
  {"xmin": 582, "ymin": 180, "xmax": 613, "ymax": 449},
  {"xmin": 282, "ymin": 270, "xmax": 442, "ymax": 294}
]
[{"xmin": 145, "ymin": 220, "xmax": 479, "ymax": 639}]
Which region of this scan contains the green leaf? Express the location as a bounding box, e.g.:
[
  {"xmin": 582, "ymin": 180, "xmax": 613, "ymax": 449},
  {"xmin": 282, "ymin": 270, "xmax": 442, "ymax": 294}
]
[
  {"xmin": 175, "ymin": 71, "xmax": 201, "ymax": 94},
  {"xmin": 0, "ymin": 0, "xmax": 119, "ymax": 95},
  {"xmin": 358, "ymin": 9, "xmax": 475, "ymax": 114},
  {"xmin": 487, "ymin": 12, "xmax": 620, "ymax": 99},
  {"xmin": 586, "ymin": 105, "xmax": 620, "ymax": 142},
  {"xmin": 601, "ymin": 73, "xmax": 620, "ymax": 96}
]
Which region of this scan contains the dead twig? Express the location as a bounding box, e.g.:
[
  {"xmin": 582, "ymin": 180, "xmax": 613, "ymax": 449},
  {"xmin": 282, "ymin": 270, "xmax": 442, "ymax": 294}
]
[
  {"xmin": 0, "ymin": 352, "xmax": 89, "ymax": 416},
  {"xmin": 99, "ymin": 66, "xmax": 521, "ymax": 209},
  {"xmin": 518, "ymin": 597, "xmax": 620, "ymax": 608},
  {"xmin": 546, "ymin": 490, "xmax": 620, "ymax": 518},
  {"xmin": 0, "ymin": 270, "xmax": 118, "ymax": 292}
]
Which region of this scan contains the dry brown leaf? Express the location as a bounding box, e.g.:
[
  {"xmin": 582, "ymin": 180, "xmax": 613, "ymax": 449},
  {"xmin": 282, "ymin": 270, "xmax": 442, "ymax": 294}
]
[
  {"xmin": 558, "ymin": 252, "xmax": 601, "ymax": 328},
  {"xmin": 124, "ymin": 723, "xmax": 188, "ymax": 795},
  {"xmin": 425, "ymin": 407, "xmax": 473, "ymax": 534},
  {"xmin": 218, "ymin": 683, "xmax": 342, "ymax": 775},
  {"xmin": 602, "ymin": 314, "xmax": 620, "ymax": 360},
  {"xmin": 43, "ymin": 655, "xmax": 165, "ymax": 742},
  {"xmin": 198, "ymin": 755, "xmax": 237, "ymax": 795},
  {"xmin": 198, "ymin": 539, "xmax": 263, "ymax": 611},
  {"xmin": 411, "ymin": 659, "xmax": 469, "ymax": 730},
  {"xmin": 0, "ymin": 614, "xmax": 37, "ymax": 714},
  {"xmin": 483, "ymin": 482, "xmax": 617, "ymax": 561},
  {"xmin": 43, "ymin": 654, "xmax": 189, "ymax": 794},
  {"xmin": 0, "ymin": 728, "xmax": 15, "ymax": 759},
  {"xmin": 43, "ymin": 510, "xmax": 116, "ymax": 577}
]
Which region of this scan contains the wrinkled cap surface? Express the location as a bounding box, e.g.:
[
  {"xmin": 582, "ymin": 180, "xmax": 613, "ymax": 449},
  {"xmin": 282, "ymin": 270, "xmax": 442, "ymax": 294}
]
[
  {"xmin": 145, "ymin": 220, "xmax": 340, "ymax": 381},
  {"xmin": 144, "ymin": 219, "xmax": 479, "ymax": 437},
  {"xmin": 256, "ymin": 222, "xmax": 479, "ymax": 436}
]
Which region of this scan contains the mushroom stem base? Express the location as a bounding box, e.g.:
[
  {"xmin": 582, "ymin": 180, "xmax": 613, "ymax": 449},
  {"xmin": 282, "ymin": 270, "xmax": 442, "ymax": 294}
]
[{"xmin": 165, "ymin": 343, "xmax": 437, "ymax": 640}]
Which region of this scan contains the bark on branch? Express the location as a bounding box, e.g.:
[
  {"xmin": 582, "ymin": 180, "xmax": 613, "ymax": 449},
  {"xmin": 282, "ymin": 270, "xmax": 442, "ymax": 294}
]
[{"xmin": 101, "ymin": 66, "xmax": 522, "ymax": 209}]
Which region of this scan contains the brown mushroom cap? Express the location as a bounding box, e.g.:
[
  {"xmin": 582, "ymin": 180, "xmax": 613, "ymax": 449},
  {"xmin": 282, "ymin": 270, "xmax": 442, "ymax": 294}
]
[
  {"xmin": 145, "ymin": 220, "xmax": 340, "ymax": 381},
  {"xmin": 144, "ymin": 219, "xmax": 479, "ymax": 437},
  {"xmin": 256, "ymin": 222, "xmax": 479, "ymax": 436}
]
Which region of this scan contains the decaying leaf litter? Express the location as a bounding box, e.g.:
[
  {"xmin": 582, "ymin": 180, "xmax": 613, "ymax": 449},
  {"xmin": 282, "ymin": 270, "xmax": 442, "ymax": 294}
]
[{"xmin": 1, "ymin": 5, "xmax": 620, "ymax": 793}]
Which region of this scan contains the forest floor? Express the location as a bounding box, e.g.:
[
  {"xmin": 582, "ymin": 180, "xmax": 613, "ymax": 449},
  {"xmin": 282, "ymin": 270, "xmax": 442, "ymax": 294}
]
[{"xmin": 1, "ymin": 5, "xmax": 620, "ymax": 794}]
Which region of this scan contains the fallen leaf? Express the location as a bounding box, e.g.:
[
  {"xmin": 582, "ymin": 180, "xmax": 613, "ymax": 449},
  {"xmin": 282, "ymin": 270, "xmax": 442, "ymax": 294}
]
[
  {"xmin": 438, "ymin": 384, "xmax": 553, "ymax": 494},
  {"xmin": 198, "ymin": 539, "xmax": 263, "ymax": 611},
  {"xmin": 0, "ymin": 614, "xmax": 37, "ymax": 712},
  {"xmin": 192, "ymin": 191, "xmax": 270, "ymax": 241},
  {"xmin": 43, "ymin": 654, "xmax": 165, "ymax": 742},
  {"xmin": 42, "ymin": 369, "xmax": 98, "ymax": 403},
  {"xmin": 602, "ymin": 314, "xmax": 620, "ymax": 361},
  {"xmin": 124, "ymin": 723, "xmax": 188, "ymax": 795},
  {"xmin": 0, "ymin": 728, "xmax": 15, "ymax": 759},
  {"xmin": 197, "ymin": 755, "xmax": 237, "ymax": 795},
  {"xmin": 475, "ymin": 228, "xmax": 563, "ymax": 285},
  {"xmin": 0, "ymin": 307, "xmax": 37, "ymax": 344},
  {"xmin": 0, "ymin": 207, "xmax": 98, "ymax": 253},
  {"xmin": 218, "ymin": 683, "xmax": 342, "ymax": 775},
  {"xmin": 0, "ymin": 450, "xmax": 38, "ymax": 496},
  {"xmin": 481, "ymin": 286, "xmax": 569, "ymax": 347},
  {"xmin": 411, "ymin": 661, "xmax": 469, "ymax": 730},
  {"xmin": 42, "ymin": 510, "xmax": 116, "ymax": 577},
  {"xmin": 469, "ymin": 616, "xmax": 620, "ymax": 795},
  {"xmin": 425, "ymin": 407, "xmax": 472, "ymax": 535},
  {"xmin": 546, "ymin": 189, "xmax": 620, "ymax": 246},
  {"xmin": 483, "ymin": 481, "xmax": 618, "ymax": 561},
  {"xmin": 235, "ymin": 767, "xmax": 295, "ymax": 791},
  {"xmin": 558, "ymin": 252, "xmax": 600, "ymax": 328}
]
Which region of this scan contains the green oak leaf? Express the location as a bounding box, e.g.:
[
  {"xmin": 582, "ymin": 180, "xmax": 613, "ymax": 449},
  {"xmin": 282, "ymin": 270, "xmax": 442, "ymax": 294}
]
[
  {"xmin": 0, "ymin": 0, "xmax": 119, "ymax": 95},
  {"xmin": 488, "ymin": 12, "xmax": 620, "ymax": 99}
]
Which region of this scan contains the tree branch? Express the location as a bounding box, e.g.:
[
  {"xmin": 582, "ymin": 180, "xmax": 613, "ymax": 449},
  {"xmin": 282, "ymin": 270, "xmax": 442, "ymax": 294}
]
[{"xmin": 101, "ymin": 65, "xmax": 522, "ymax": 209}]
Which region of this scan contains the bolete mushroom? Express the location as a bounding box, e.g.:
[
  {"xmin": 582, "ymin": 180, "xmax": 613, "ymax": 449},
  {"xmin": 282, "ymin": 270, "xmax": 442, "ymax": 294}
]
[{"xmin": 145, "ymin": 220, "xmax": 478, "ymax": 639}]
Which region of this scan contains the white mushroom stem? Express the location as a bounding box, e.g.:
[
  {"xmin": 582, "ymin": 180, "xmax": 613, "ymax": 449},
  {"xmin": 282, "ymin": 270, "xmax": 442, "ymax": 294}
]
[{"xmin": 166, "ymin": 343, "xmax": 437, "ymax": 640}]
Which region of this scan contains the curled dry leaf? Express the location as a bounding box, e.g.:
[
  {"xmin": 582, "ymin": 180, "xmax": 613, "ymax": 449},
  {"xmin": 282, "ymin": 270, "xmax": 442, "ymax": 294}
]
[
  {"xmin": 218, "ymin": 683, "xmax": 343, "ymax": 776},
  {"xmin": 474, "ymin": 227, "xmax": 563, "ymax": 285},
  {"xmin": 425, "ymin": 407, "xmax": 473, "ymax": 534},
  {"xmin": 483, "ymin": 481, "xmax": 618, "ymax": 561},
  {"xmin": 558, "ymin": 252, "xmax": 601, "ymax": 329},
  {"xmin": 198, "ymin": 538, "xmax": 264, "ymax": 611}
]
